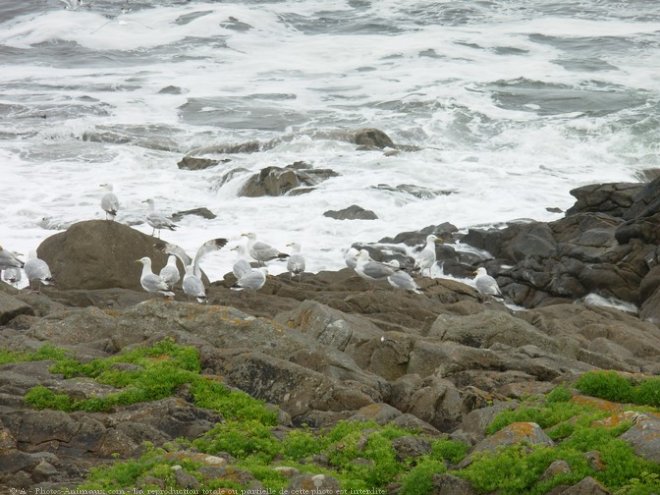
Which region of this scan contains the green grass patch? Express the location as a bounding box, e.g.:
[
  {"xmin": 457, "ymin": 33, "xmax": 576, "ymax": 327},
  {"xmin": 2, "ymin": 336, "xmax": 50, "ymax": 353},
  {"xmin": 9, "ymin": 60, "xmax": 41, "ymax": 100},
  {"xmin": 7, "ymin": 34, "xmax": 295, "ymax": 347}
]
[
  {"xmin": 0, "ymin": 344, "xmax": 69, "ymax": 366},
  {"xmin": 575, "ymin": 371, "xmax": 660, "ymax": 407},
  {"xmin": 400, "ymin": 457, "xmax": 447, "ymax": 495}
]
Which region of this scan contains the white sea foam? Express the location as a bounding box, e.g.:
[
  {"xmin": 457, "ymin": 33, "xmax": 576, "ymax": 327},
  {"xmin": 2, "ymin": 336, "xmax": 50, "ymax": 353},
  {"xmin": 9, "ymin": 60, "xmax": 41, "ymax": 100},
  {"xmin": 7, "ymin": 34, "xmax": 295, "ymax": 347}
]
[{"xmin": 1, "ymin": 1, "xmax": 658, "ymax": 283}]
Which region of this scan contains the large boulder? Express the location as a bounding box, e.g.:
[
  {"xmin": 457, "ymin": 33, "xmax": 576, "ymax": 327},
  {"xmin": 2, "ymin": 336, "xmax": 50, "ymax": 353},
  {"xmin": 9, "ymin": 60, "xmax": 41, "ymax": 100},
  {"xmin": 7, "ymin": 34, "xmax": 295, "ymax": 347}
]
[
  {"xmin": 38, "ymin": 220, "xmax": 169, "ymax": 291},
  {"xmin": 566, "ymin": 182, "xmax": 642, "ymax": 217},
  {"xmin": 323, "ymin": 205, "xmax": 378, "ymax": 220},
  {"xmin": 239, "ymin": 163, "xmax": 338, "ymax": 197}
]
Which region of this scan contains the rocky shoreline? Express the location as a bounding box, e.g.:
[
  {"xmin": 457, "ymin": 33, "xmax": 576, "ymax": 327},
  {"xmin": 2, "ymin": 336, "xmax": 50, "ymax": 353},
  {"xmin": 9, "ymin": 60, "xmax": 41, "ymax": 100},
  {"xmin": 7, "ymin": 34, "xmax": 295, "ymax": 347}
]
[{"xmin": 1, "ymin": 176, "xmax": 659, "ymax": 494}]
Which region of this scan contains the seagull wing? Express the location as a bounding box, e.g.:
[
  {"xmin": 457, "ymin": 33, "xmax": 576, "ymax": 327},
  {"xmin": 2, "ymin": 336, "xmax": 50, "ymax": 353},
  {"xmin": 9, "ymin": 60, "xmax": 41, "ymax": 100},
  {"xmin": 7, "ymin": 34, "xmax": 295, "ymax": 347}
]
[{"xmin": 192, "ymin": 238, "xmax": 228, "ymax": 277}]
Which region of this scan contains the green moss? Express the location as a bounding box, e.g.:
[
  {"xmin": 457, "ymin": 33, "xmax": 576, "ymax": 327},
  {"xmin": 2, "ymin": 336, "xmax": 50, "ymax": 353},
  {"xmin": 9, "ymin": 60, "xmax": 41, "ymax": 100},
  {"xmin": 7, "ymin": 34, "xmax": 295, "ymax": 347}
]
[
  {"xmin": 576, "ymin": 371, "xmax": 634, "ymax": 403},
  {"xmin": 632, "ymin": 377, "xmax": 660, "ymax": 407},
  {"xmin": 615, "ymin": 472, "xmax": 660, "ymax": 495},
  {"xmin": 400, "ymin": 457, "xmax": 447, "ymax": 495},
  {"xmin": 24, "ymin": 385, "xmax": 74, "ymax": 411},
  {"xmin": 0, "ymin": 344, "xmax": 69, "ymax": 366},
  {"xmin": 194, "ymin": 420, "xmax": 280, "ymax": 463},
  {"xmin": 430, "ymin": 439, "xmax": 469, "ymax": 464},
  {"xmin": 547, "ymin": 385, "xmax": 572, "ymax": 403},
  {"xmin": 486, "ymin": 401, "xmax": 592, "ymax": 435}
]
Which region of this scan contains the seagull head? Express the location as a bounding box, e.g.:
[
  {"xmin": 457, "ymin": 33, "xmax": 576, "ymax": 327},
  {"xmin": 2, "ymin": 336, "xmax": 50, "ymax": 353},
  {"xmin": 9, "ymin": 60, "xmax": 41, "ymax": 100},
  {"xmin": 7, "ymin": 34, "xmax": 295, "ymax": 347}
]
[
  {"xmin": 136, "ymin": 257, "xmax": 151, "ymax": 266},
  {"xmin": 474, "ymin": 267, "xmax": 488, "ymax": 277}
]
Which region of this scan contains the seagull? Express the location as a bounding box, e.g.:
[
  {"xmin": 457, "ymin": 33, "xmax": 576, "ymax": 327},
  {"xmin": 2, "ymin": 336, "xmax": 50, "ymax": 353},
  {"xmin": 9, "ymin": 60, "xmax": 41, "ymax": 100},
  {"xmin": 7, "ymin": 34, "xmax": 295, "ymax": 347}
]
[
  {"xmin": 136, "ymin": 257, "xmax": 174, "ymax": 297},
  {"xmin": 159, "ymin": 255, "xmax": 181, "ymax": 290},
  {"xmin": 387, "ymin": 270, "xmax": 422, "ymax": 295},
  {"xmin": 414, "ymin": 234, "xmax": 440, "ymax": 277},
  {"xmin": 0, "ymin": 245, "xmax": 24, "ymax": 270},
  {"xmin": 474, "ymin": 267, "xmax": 503, "ymax": 301},
  {"xmin": 100, "ymin": 183, "xmax": 119, "ymax": 221},
  {"xmin": 286, "ymin": 242, "xmax": 305, "ymax": 279},
  {"xmin": 2, "ymin": 267, "xmax": 22, "ymax": 286},
  {"xmin": 355, "ymin": 249, "xmax": 396, "ymax": 281},
  {"xmin": 24, "ymin": 251, "xmax": 54, "ymax": 290},
  {"xmin": 230, "ymin": 245, "xmax": 253, "ymax": 279},
  {"xmin": 241, "ymin": 233, "xmax": 288, "ymax": 266},
  {"xmin": 182, "ymin": 264, "xmax": 206, "ymax": 303},
  {"xmin": 232, "ymin": 267, "xmax": 268, "ymax": 292},
  {"xmin": 160, "ymin": 238, "xmax": 228, "ymax": 278},
  {"xmin": 144, "ymin": 199, "xmax": 177, "ymax": 238},
  {"xmin": 344, "ymin": 247, "xmax": 360, "ymax": 269}
]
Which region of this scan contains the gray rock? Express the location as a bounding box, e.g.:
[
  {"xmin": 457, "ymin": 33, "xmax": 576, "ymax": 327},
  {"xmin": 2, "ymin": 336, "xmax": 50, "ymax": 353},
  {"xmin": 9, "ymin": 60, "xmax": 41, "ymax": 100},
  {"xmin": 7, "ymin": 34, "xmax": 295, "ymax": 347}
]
[
  {"xmin": 458, "ymin": 401, "xmax": 519, "ymax": 442},
  {"xmin": 38, "ymin": 220, "xmax": 170, "ymax": 291},
  {"xmin": 470, "ymin": 422, "xmax": 553, "ymax": 458},
  {"xmin": 288, "ymin": 473, "xmax": 341, "ymax": 493},
  {"xmin": 170, "ymin": 207, "xmax": 216, "ymax": 221},
  {"xmin": 559, "ymin": 476, "xmax": 610, "ymax": 495},
  {"xmin": 0, "ymin": 291, "xmax": 34, "ymax": 325},
  {"xmin": 177, "ymin": 156, "xmax": 220, "ymax": 170},
  {"xmin": 323, "ymin": 205, "xmax": 378, "ymax": 220},
  {"xmin": 352, "ymin": 128, "xmax": 395, "ymax": 149},
  {"xmin": 430, "ymin": 473, "xmax": 477, "ymax": 495},
  {"xmin": 566, "ymin": 182, "xmax": 642, "ymax": 218},
  {"xmin": 619, "ymin": 413, "xmax": 660, "ymax": 463},
  {"xmin": 239, "ymin": 163, "xmax": 338, "ymax": 197}
]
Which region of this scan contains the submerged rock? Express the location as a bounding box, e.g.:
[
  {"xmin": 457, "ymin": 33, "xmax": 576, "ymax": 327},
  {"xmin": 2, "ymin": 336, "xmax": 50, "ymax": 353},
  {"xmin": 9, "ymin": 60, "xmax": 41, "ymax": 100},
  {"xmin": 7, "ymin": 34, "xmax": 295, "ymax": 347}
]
[
  {"xmin": 239, "ymin": 163, "xmax": 339, "ymax": 197},
  {"xmin": 323, "ymin": 205, "xmax": 378, "ymax": 220}
]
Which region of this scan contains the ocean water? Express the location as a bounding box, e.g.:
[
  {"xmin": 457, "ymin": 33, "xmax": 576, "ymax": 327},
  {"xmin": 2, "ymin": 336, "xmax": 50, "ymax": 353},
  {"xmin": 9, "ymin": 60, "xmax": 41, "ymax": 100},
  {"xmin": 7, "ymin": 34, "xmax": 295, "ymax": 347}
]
[{"xmin": 1, "ymin": 0, "xmax": 659, "ymax": 282}]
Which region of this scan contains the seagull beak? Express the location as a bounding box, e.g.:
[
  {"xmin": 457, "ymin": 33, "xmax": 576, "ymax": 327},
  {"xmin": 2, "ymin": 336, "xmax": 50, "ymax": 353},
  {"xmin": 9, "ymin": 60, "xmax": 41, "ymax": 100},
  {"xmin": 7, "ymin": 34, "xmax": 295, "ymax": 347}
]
[{"xmin": 135, "ymin": 259, "xmax": 141, "ymax": 264}]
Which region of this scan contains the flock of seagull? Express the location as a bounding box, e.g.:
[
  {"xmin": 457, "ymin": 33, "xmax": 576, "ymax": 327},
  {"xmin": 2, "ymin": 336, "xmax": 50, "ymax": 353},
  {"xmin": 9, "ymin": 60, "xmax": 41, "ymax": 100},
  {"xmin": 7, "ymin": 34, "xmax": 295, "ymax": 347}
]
[{"xmin": 0, "ymin": 184, "xmax": 504, "ymax": 304}]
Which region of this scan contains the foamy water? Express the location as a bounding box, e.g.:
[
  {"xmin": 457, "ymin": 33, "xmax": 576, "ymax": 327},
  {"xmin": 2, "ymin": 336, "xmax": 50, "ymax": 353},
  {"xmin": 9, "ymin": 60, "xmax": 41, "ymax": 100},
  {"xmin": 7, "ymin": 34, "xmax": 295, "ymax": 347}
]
[{"xmin": 1, "ymin": 0, "xmax": 659, "ymax": 282}]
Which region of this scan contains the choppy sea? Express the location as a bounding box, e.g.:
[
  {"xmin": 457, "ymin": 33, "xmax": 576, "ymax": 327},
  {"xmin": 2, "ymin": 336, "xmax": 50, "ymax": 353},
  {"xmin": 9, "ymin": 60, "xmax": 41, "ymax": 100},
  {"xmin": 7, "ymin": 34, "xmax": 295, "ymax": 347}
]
[{"xmin": 1, "ymin": 0, "xmax": 659, "ymax": 281}]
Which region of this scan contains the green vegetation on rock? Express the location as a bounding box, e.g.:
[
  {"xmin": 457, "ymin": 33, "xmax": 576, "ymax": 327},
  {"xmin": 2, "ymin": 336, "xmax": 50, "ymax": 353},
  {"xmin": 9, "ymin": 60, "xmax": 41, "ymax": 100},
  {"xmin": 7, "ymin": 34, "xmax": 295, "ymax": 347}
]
[{"xmin": 576, "ymin": 371, "xmax": 660, "ymax": 407}]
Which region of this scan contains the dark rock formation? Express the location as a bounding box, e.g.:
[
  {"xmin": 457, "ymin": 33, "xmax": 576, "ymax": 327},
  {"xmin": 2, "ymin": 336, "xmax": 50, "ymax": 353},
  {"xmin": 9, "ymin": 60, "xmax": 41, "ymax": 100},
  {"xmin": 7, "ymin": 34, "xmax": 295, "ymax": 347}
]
[
  {"xmin": 239, "ymin": 162, "xmax": 339, "ymax": 197},
  {"xmin": 352, "ymin": 128, "xmax": 395, "ymax": 149},
  {"xmin": 177, "ymin": 156, "xmax": 221, "ymax": 170},
  {"xmin": 37, "ymin": 220, "xmax": 169, "ymax": 291},
  {"xmin": 323, "ymin": 205, "xmax": 378, "ymax": 220}
]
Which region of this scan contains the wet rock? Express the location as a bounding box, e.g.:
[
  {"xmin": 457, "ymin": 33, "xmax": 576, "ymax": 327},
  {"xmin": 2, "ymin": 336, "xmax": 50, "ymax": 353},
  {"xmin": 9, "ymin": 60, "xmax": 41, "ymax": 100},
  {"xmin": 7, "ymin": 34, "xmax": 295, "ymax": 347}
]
[
  {"xmin": 176, "ymin": 156, "xmax": 220, "ymax": 170},
  {"xmin": 566, "ymin": 182, "xmax": 642, "ymax": 217},
  {"xmin": 640, "ymin": 286, "xmax": 660, "ymax": 325},
  {"xmin": 38, "ymin": 220, "xmax": 169, "ymax": 291},
  {"xmin": 323, "ymin": 204, "xmax": 378, "ymax": 220},
  {"xmin": 373, "ymin": 183, "xmax": 454, "ymax": 199},
  {"xmin": 352, "ymin": 128, "xmax": 395, "ymax": 149},
  {"xmin": 158, "ymin": 85, "xmax": 182, "ymax": 94},
  {"xmin": 239, "ymin": 163, "xmax": 338, "ymax": 197},
  {"xmin": 622, "ymin": 175, "xmax": 660, "ymax": 220}
]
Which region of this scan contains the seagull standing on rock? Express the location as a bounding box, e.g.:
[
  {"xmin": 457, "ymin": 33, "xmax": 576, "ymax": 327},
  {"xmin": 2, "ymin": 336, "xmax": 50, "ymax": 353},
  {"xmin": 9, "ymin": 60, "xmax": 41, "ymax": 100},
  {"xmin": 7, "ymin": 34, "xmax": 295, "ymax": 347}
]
[
  {"xmin": 24, "ymin": 251, "xmax": 54, "ymax": 290},
  {"xmin": 144, "ymin": 199, "xmax": 177, "ymax": 238},
  {"xmin": 286, "ymin": 242, "xmax": 305, "ymax": 279},
  {"xmin": 159, "ymin": 255, "xmax": 181, "ymax": 290},
  {"xmin": 473, "ymin": 267, "xmax": 503, "ymax": 301},
  {"xmin": 100, "ymin": 183, "xmax": 119, "ymax": 221},
  {"xmin": 136, "ymin": 257, "xmax": 174, "ymax": 297},
  {"xmin": 387, "ymin": 270, "xmax": 422, "ymax": 295},
  {"xmin": 232, "ymin": 267, "xmax": 268, "ymax": 292},
  {"xmin": 182, "ymin": 264, "xmax": 207, "ymax": 303},
  {"xmin": 355, "ymin": 249, "xmax": 396, "ymax": 282},
  {"xmin": 344, "ymin": 247, "xmax": 360, "ymax": 269},
  {"xmin": 413, "ymin": 234, "xmax": 441, "ymax": 277},
  {"xmin": 241, "ymin": 232, "xmax": 288, "ymax": 266}
]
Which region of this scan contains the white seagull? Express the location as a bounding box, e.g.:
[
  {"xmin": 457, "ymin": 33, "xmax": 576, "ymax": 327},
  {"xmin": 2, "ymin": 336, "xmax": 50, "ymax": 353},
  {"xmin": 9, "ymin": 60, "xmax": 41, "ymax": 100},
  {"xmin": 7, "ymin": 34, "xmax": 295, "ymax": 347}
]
[
  {"xmin": 182, "ymin": 264, "xmax": 207, "ymax": 303},
  {"xmin": 230, "ymin": 245, "xmax": 253, "ymax": 279},
  {"xmin": 286, "ymin": 242, "xmax": 305, "ymax": 279},
  {"xmin": 100, "ymin": 183, "xmax": 119, "ymax": 221},
  {"xmin": 159, "ymin": 255, "xmax": 181, "ymax": 290},
  {"xmin": 414, "ymin": 234, "xmax": 440, "ymax": 276},
  {"xmin": 0, "ymin": 245, "xmax": 24, "ymax": 270},
  {"xmin": 387, "ymin": 270, "xmax": 422, "ymax": 295},
  {"xmin": 344, "ymin": 247, "xmax": 360, "ymax": 269},
  {"xmin": 474, "ymin": 267, "xmax": 503, "ymax": 301},
  {"xmin": 241, "ymin": 232, "xmax": 288, "ymax": 266},
  {"xmin": 232, "ymin": 267, "xmax": 268, "ymax": 292},
  {"xmin": 136, "ymin": 257, "xmax": 174, "ymax": 297},
  {"xmin": 355, "ymin": 249, "xmax": 396, "ymax": 281},
  {"xmin": 24, "ymin": 251, "xmax": 54, "ymax": 290},
  {"xmin": 144, "ymin": 199, "xmax": 178, "ymax": 238}
]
